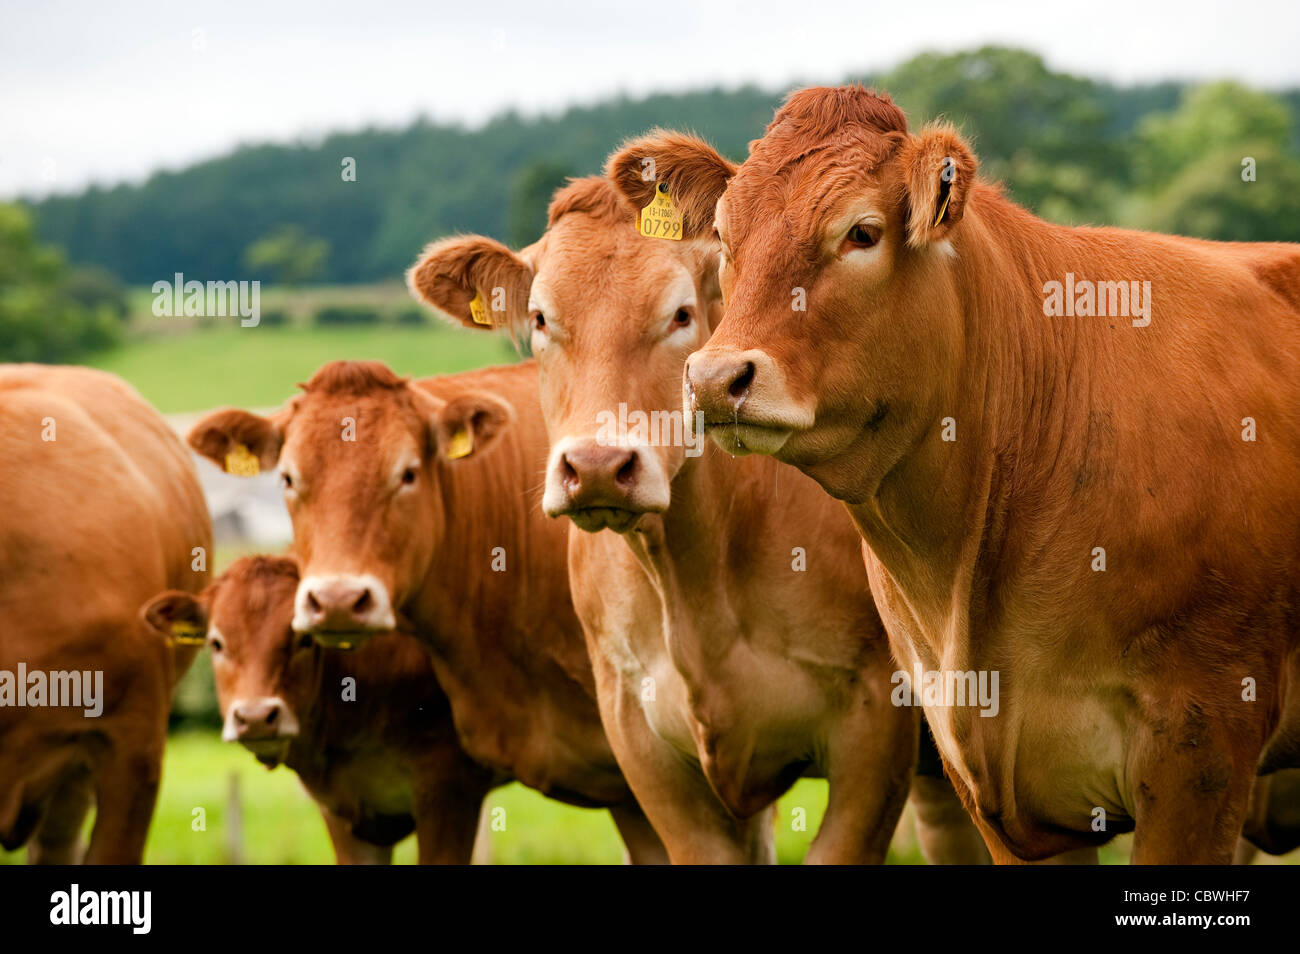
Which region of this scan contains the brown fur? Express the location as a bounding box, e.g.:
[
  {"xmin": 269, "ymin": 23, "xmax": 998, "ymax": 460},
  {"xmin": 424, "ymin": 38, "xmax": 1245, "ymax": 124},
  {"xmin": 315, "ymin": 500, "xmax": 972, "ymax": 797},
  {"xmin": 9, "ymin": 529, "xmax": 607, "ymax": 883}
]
[
  {"xmin": 658, "ymin": 85, "xmax": 1300, "ymax": 863},
  {"xmin": 410, "ymin": 176, "xmax": 992, "ymax": 864},
  {"xmin": 0, "ymin": 365, "xmax": 211, "ymax": 863},
  {"xmin": 186, "ymin": 361, "xmax": 668, "ymax": 862},
  {"xmin": 142, "ymin": 555, "xmax": 495, "ymax": 864}
]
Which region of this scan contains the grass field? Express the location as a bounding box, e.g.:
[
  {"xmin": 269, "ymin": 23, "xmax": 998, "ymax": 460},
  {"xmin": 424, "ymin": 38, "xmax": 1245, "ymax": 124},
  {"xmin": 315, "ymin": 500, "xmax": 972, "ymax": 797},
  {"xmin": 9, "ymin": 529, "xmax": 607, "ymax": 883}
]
[
  {"xmin": 0, "ymin": 731, "xmax": 894, "ymax": 865},
  {"xmin": 88, "ymin": 322, "xmax": 518, "ymax": 413}
]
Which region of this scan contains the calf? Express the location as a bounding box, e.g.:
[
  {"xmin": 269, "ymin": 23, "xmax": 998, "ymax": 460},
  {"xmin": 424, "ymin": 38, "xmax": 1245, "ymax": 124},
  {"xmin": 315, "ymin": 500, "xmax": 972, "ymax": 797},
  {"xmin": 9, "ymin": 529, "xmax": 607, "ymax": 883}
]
[
  {"xmin": 187, "ymin": 361, "xmax": 667, "ymax": 862},
  {"xmin": 618, "ymin": 85, "xmax": 1300, "ymax": 863},
  {"xmin": 143, "ymin": 555, "xmax": 495, "ymax": 863},
  {"xmin": 0, "ymin": 365, "xmax": 211, "ymax": 863},
  {"xmin": 409, "ymin": 176, "xmax": 989, "ymax": 863}
]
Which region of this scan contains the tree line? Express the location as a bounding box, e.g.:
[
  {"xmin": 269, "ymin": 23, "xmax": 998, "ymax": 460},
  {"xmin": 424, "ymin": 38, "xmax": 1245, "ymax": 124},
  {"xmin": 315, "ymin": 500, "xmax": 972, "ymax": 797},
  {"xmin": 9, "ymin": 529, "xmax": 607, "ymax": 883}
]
[{"xmin": 7, "ymin": 46, "xmax": 1300, "ymax": 361}]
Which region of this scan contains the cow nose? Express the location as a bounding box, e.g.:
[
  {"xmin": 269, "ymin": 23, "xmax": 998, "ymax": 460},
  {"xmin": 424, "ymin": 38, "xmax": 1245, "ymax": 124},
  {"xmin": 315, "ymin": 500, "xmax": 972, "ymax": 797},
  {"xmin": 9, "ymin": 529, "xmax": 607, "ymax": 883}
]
[
  {"xmin": 294, "ymin": 575, "xmax": 396, "ymax": 639},
  {"xmin": 557, "ymin": 442, "xmax": 641, "ymax": 509},
  {"xmin": 232, "ymin": 699, "xmax": 284, "ymax": 740},
  {"xmin": 686, "ymin": 352, "xmax": 756, "ymax": 416}
]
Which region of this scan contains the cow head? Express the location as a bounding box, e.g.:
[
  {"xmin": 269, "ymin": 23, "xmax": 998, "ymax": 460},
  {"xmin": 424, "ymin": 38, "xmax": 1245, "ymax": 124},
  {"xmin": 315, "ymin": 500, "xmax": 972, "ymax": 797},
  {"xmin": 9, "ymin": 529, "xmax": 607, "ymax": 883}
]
[
  {"xmin": 408, "ymin": 176, "xmax": 722, "ymax": 533},
  {"xmin": 187, "ymin": 362, "xmax": 512, "ymax": 647},
  {"xmin": 609, "ymin": 87, "xmax": 978, "ymax": 501},
  {"xmin": 141, "ymin": 556, "xmax": 308, "ymax": 767}
]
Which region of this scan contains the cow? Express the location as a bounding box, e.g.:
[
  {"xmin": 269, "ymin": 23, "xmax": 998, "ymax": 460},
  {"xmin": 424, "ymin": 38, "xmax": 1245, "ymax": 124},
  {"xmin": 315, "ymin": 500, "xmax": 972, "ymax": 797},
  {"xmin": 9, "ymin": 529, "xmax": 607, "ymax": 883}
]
[
  {"xmin": 141, "ymin": 554, "xmax": 496, "ymax": 864},
  {"xmin": 407, "ymin": 175, "xmax": 991, "ymax": 864},
  {"xmin": 0, "ymin": 364, "xmax": 211, "ymax": 864},
  {"xmin": 186, "ymin": 361, "xmax": 668, "ymax": 863},
  {"xmin": 607, "ymin": 85, "xmax": 1300, "ymax": 863}
]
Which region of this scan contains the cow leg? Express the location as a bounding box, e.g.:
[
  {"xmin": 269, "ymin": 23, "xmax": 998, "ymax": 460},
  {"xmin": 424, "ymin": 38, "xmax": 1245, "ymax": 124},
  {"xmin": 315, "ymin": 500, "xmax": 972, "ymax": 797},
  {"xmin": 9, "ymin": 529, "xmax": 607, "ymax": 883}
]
[
  {"xmin": 28, "ymin": 766, "xmax": 94, "ymax": 865},
  {"xmin": 83, "ymin": 749, "xmax": 161, "ymax": 865},
  {"xmin": 804, "ymin": 699, "xmax": 915, "ymax": 864},
  {"xmin": 319, "ymin": 807, "xmax": 392, "ymax": 865},
  {"xmin": 1129, "ymin": 725, "xmax": 1257, "ymax": 864},
  {"xmin": 411, "ymin": 768, "xmax": 491, "ymax": 865},
  {"xmin": 907, "ymin": 775, "xmax": 991, "ymax": 864},
  {"xmin": 592, "ymin": 659, "xmax": 774, "ymax": 863},
  {"xmin": 608, "ymin": 802, "xmax": 670, "ymax": 865},
  {"xmin": 1239, "ymin": 769, "xmax": 1300, "ymax": 856}
]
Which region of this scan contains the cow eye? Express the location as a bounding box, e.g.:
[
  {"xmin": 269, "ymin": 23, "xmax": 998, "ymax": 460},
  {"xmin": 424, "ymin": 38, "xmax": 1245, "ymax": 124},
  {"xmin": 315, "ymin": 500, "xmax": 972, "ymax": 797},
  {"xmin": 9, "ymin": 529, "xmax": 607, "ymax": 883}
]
[
  {"xmin": 281, "ymin": 472, "xmax": 293, "ymax": 491},
  {"xmin": 401, "ymin": 467, "xmax": 418, "ymax": 485},
  {"xmin": 209, "ymin": 635, "xmax": 224, "ymax": 653},
  {"xmin": 845, "ymin": 223, "xmax": 881, "ymax": 249},
  {"xmin": 532, "ymin": 312, "xmax": 546, "ymax": 330},
  {"xmin": 673, "ymin": 308, "xmax": 692, "ymax": 327}
]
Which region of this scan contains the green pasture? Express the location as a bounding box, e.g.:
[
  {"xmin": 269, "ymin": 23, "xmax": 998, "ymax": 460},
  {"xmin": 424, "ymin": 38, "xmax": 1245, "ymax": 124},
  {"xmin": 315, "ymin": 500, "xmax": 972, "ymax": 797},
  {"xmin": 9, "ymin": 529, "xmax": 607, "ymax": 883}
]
[
  {"xmin": 94, "ymin": 283, "xmax": 517, "ymax": 413},
  {"xmin": 0, "ymin": 731, "xmax": 877, "ymax": 865}
]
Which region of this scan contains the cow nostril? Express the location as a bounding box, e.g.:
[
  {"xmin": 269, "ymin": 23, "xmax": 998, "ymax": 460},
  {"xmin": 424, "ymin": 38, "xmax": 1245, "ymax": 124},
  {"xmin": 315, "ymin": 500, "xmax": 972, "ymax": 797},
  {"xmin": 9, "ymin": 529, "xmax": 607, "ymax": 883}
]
[
  {"xmin": 560, "ymin": 453, "xmax": 579, "ymax": 489},
  {"xmin": 352, "ymin": 590, "xmax": 373, "ymax": 616},
  {"xmin": 729, "ymin": 362, "xmax": 756, "ymax": 401},
  {"xmin": 265, "ymin": 707, "xmax": 279, "ymax": 726},
  {"xmin": 307, "ymin": 591, "xmax": 322, "ymax": 613},
  {"xmin": 234, "ymin": 710, "xmax": 247, "ymax": 726},
  {"xmin": 615, "ymin": 453, "xmax": 638, "ymax": 487}
]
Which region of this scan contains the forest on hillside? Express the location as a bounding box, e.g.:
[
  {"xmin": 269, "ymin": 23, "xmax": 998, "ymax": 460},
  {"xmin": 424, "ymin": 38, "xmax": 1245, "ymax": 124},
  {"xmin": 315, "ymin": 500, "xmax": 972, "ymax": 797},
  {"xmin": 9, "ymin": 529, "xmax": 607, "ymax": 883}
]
[{"xmin": 14, "ymin": 46, "xmax": 1300, "ymax": 297}]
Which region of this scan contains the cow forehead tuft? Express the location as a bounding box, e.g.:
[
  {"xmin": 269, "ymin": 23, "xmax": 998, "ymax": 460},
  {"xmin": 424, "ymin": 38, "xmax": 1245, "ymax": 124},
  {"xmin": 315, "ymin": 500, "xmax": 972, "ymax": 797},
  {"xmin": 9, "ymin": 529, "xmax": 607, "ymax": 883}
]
[{"xmin": 300, "ymin": 360, "xmax": 409, "ymax": 397}]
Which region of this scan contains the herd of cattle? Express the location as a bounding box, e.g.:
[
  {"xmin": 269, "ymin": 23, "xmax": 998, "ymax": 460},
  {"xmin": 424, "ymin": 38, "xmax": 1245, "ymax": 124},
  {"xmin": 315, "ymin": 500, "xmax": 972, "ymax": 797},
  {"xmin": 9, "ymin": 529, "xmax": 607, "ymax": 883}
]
[{"xmin": 2, "ymin": 85, "xmax": 1298, "ymax": 865}]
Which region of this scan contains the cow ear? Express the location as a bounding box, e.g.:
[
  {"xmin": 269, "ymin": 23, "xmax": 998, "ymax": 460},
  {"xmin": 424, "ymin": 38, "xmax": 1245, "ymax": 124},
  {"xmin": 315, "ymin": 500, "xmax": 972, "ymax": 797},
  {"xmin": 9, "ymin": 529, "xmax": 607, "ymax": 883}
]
[
  {"xmin": 428, "ymin": 390, "xmax": 515, "ymax": 463},
  {"xmin": 606, "ymin": 130, "xmax": 736, "ymax": 240},
  {"xmin": 140, "ymin": 590, "xmax": 208, "ymax": 646},
  {"xmin": 407, "ymin": 236, "xmax": 533, "ymax": 332},
  {"xmin": 187, "ymin": 408, "xmax": 284, "ymax": 475},
  {"xmin": 897, "ymin": 124, "xmax": 977, "ymax": 248}
]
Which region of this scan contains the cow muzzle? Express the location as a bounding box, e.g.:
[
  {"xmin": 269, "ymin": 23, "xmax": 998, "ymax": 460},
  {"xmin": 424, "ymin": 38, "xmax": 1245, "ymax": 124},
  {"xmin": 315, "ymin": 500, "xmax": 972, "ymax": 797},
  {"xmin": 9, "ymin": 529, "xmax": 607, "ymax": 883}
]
[
  {"xmin": 293, "ymin": 574, "xmax": 396, "ymax": 647},
  {"xmin": 684, "ymin": 347, "xmax": 814, "ymax": 456},
  {"xmin": 542, "ymin": 437, "xmax": 670, "ymax": 533},
  {"xmin": 223, "ymin": 696, "xmax": 300, "ymax": 767}
]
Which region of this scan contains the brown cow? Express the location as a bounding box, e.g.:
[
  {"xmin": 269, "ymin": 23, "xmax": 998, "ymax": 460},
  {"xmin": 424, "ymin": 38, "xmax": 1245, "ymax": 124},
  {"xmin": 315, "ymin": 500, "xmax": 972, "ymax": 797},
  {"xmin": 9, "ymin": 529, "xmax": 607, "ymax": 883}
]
[
  {"xmin": 409, "ymin": 176, "xmax": 990, "ymax": 864},
  {"xmin": 612, "ymin": 85, "xmax": 1300, "ymax": 863},
  {"xmin": 0, "ymin": 364, "xmax": 210, "ymax": 863},
  {"xmin": 142, "ymin": 555, "xmax": 496, "ymax": 864},
  {"xmin": 186, "ymin": 361, "xmax": 668, "ymax": 862}
]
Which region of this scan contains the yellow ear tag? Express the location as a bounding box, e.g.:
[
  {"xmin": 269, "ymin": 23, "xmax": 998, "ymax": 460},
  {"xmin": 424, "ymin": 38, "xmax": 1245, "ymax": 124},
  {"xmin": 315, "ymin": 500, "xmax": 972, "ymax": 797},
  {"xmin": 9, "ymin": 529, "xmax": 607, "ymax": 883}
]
[
  {"xmin": 469, "ymin": 291, "xmax": 491, "ymax": 326},
  {"xmin": 639, "ymin": 183, "xmax": 683, "ymax": 241},
  {"xmin": 933, "ymin": 187, "xmax": 953, "ymax": 228},
  {"xmin": 170, "ymin": 621, "xmax": 206, "ymax": 646},
  {"xmin": 224, "ymin": 443, "xmax": 260, "ymax": 477},
  {"xmin": 446, "ymin": 426, "xmax": 473, "ymax": 460}
]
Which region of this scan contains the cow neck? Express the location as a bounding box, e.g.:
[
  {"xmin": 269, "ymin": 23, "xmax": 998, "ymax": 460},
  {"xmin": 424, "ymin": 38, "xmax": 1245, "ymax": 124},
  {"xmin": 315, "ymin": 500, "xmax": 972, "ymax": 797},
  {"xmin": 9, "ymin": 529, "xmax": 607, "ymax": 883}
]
[
  {"xmin": 415, "ymin": 424, "xmax": 555, "ymax": 661},
  {"xmin": 847, "ymin": 187, "xmax": 1097, "ymax": 647},
  {"xmin": 625, "ymin": 442, "xmax": 748, "ymax": 675}
]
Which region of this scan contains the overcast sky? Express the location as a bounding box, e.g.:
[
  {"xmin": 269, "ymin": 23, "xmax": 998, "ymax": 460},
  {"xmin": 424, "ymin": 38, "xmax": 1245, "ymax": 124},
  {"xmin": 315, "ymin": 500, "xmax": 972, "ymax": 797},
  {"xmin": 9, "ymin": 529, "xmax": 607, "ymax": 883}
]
[{"xmin": 3, "ymin": 0, "xmax": 1298, "ymax": 199}]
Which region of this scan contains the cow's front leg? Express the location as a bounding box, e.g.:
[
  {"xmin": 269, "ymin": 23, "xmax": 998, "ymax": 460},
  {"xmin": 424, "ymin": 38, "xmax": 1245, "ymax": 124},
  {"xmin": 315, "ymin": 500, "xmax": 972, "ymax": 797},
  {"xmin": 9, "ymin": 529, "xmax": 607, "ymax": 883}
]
[
  {"xmin": 1239, "ymin": 768, "xmax": 1300, "ymax": 857},
  {"xmin": 608, "ymin": 801, "xmax": 670, "ymax": 864},
  {"xmin": 805, "ymin": 688, "xmax": 916, "ymax": 864},
  {"xmin": 28, "ymin": 766, "xmax": 94, "ymax": 865},
  {"xmin": 1128, "ymin": 708, "xmax": 1261, "ymax": 864},
  {"xmin": 591, "ymin": 655, "xmax": 774, "ymax": 864},
  {"xmin": 319, "ymin": 806, "xmax": 393, "ymax": 865},
  {"xmin": 83, "ymin": 748, "xmax": 162, "ymax": 865},
  {"xmin": 410, "ymin": 753, "xmax": 493, "ymax": 865}
]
